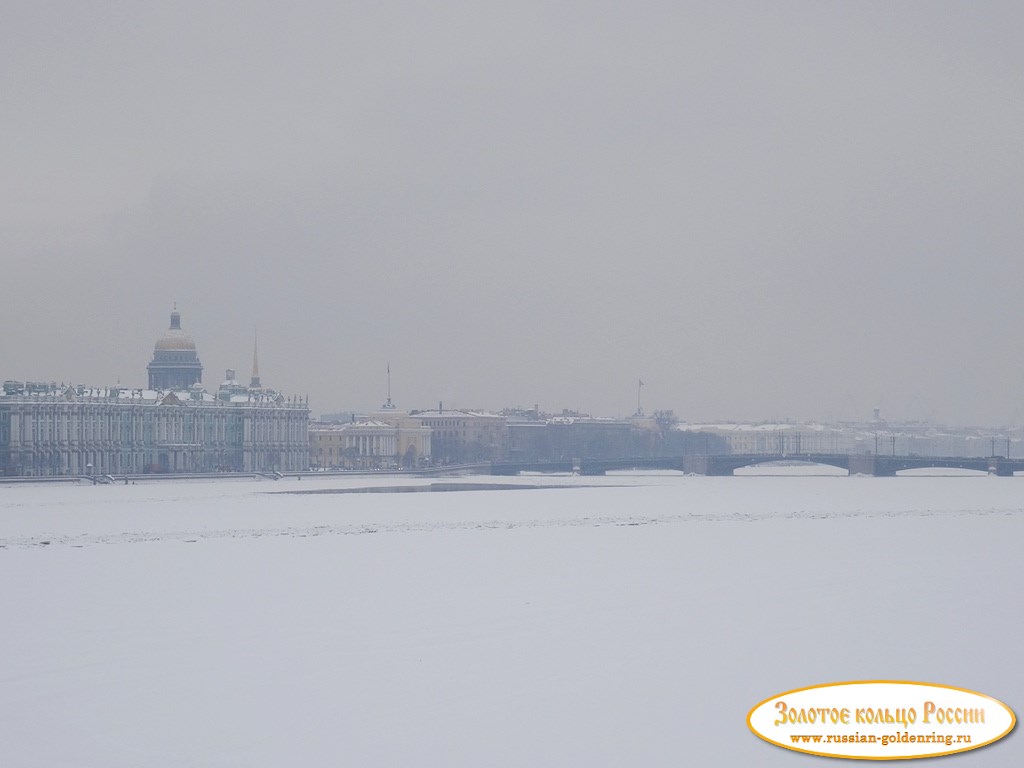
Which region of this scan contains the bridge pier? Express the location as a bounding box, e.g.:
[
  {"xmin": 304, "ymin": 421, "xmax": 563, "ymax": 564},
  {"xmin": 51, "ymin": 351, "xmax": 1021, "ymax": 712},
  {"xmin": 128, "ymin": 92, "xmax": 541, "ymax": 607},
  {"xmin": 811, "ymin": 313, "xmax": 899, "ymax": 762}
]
[
  {"xmin": 991, "ymin": 460, "xmax": 1016, "ymax": 477},
  {"xmin": 847, "ymin": 454, "xmax": 878, "ymax": 477},
  {"xmin": 682, "ymin": 455, "xmax": 710, "ymax": 475},
  {"xmin": 705, "ymin": 460, "xmax": 737, "ymax": 476}
]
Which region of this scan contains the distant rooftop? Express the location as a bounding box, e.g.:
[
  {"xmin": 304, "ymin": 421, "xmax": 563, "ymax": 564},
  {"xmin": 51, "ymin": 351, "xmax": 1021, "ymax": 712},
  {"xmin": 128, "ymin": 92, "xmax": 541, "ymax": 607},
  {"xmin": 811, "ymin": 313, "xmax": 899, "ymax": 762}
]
[{"xmin": 0, "ymin": 380, "xmax": 308, "ymax": 409}]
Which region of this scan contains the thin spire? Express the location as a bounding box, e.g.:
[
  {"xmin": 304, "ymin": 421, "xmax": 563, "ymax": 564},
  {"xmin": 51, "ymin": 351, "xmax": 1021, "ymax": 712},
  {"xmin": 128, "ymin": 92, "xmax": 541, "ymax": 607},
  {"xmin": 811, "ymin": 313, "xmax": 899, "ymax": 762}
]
[
  {"xmin": 250, "ymin": 331, "xmax": 261, "ymax": 389},
  {"xmin": 383, "ymin": 362, "xmax": 395, "ymax": 409}
]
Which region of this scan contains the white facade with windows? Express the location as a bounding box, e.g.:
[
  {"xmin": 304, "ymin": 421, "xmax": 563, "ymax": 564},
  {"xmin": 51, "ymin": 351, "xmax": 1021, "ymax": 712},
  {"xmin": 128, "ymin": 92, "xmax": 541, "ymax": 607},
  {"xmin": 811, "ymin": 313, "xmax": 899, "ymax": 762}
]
[
  {"xmin": 310, "ymin": 420, "xmax": 402, "ymax": 469},
  {"xmin": 0, "ymin": 386, "xmax": 310, "ymax": 476}
]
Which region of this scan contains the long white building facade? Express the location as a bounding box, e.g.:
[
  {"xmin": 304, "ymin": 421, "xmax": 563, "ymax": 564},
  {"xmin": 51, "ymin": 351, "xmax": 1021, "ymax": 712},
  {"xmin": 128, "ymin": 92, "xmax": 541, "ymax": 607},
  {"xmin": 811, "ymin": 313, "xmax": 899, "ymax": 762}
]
[
  {"xmin": 0, "ymin": 311, "xmax": 310, "ymax": 477},
  {"xmin": 0, "ymin": 386, "xmax": 309, "ymax": 475}
]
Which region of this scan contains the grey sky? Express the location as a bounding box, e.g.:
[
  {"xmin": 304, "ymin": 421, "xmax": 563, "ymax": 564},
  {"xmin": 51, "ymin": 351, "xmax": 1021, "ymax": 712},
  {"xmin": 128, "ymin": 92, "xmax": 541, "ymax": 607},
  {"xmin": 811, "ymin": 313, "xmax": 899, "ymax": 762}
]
[{"xmin": 2, "ymin": 2, "xmax": 1022, "ymax": 425}]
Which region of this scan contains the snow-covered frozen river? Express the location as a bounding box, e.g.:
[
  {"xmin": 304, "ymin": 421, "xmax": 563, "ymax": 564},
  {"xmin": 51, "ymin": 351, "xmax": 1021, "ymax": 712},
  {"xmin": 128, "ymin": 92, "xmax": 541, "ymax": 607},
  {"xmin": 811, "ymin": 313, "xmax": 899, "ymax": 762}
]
[{"xmin": 1, "ymin": 473, "xmax": 1020, "ymax": 766}]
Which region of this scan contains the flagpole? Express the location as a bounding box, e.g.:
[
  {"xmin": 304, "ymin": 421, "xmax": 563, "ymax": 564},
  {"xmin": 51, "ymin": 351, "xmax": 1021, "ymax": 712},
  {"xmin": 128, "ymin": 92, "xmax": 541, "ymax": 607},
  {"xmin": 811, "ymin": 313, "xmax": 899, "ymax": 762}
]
[{"xmin": 384, "ymin": 362, "xmax": 394, "ymax": 409}]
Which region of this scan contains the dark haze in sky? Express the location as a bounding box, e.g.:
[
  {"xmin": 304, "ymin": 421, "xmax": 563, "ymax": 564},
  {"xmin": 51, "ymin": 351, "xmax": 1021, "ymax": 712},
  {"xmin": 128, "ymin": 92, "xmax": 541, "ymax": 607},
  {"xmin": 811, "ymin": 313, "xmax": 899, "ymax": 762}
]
[{"xmin": 2, "ymin": 2, "xmax": 1022, "ymax": 425}]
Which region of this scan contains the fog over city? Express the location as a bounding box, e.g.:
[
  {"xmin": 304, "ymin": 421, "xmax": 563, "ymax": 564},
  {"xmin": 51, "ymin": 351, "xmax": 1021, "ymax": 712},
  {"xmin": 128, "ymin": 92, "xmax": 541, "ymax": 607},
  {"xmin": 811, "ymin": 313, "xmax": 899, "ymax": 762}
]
[{"xmin": 3, "ymin": 2, "xmax": 1022, "ymax": 425}]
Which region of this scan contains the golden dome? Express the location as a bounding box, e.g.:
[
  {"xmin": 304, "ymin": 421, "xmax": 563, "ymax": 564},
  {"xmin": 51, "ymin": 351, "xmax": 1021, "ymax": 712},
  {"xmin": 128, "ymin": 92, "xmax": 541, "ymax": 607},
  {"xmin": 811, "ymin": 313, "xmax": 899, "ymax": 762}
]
[
  {"xmin": 154, "ymin": 311, "xmax": 197, "ymax": 351},
  {"xmin": 154, "ymin": 331, "xmax": 196, "ymax": 351}
]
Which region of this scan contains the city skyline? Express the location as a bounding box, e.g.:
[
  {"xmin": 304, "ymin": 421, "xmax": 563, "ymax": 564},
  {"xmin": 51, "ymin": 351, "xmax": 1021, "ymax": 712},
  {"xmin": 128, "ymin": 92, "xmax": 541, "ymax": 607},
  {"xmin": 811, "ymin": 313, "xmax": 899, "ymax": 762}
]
[
  {"xmin": 3, "ymin": 304, "xmax": 1022, "ymax": 431},
  {"xmin": 3, "ymin": 3, "xmax": 1023, "ymax": 426}
]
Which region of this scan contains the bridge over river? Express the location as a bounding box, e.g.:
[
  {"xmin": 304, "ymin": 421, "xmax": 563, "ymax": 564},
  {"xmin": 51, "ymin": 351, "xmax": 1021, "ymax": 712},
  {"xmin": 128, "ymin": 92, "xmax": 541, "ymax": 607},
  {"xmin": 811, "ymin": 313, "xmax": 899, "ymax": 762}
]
[{"xmin": 490, "ymin": 454, "xmax": 1024, "ymax": 477}]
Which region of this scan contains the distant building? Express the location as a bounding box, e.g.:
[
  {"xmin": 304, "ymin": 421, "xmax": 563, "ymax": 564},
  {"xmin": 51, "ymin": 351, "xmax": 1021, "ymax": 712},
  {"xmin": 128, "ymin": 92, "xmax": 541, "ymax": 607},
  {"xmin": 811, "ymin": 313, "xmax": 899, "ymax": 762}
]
[
  {"xmin": 676, "ymin": 422, "xmax": 848, "ymax": 455},
  {"xmin": 507, "ymin": 413, "xmax": 632, "ymax": 461},
  {"xmin": 310, "ymin": 410, "xmax": 432, "ymax": 469},
  {"xmin": 410, "ymin": 408, "xmax": 507, "ymax": 463},
  {"xmin": 503, "ymin": 409, "xmax": 728, "ymax": 461},
  {"xmin": 672, "ymin": 421, "xmax": 1017, "ymax": 458},
  {"xmin": 309, "ymin": 419, "xmax": 397, "ymax": 469},
  {"xmin": 372, "ymin": 409, "xmax": 432, "ymax": 467},
  {"xmin": 0, "ymin": 384, "xmax": 309, "ymax": 475},
  {"xmin": 147, "ymin": 309, "xmax": 203, "ymax": 389},
  {"xmin": 0, "ymin": 311, "xmax": 309, "ymax": 476}
]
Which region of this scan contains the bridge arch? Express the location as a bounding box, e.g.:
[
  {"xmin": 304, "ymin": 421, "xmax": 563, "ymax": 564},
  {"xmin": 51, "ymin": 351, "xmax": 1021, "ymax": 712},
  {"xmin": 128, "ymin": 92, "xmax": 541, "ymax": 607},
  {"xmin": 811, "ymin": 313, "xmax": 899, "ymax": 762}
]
[
  {"xmin": 707, "ymin": 454, "xmax": 851, "ymax": 476},
  {"xmin": 894, "ymin": 466, "xmax": 988, "ymax": 477},
  {"xmin": 733, "ymin": 459, "xmax": 848, "ymax": 476}
]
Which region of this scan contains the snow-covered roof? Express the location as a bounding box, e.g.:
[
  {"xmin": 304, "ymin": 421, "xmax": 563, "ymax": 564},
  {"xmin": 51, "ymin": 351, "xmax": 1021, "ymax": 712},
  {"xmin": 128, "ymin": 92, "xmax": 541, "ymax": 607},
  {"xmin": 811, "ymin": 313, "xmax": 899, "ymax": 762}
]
[
  {"xmin": 310, "ymin": 419, "xmax": 395, "ymax": 431},
  {"xmin": 0, "ymin": 384, "xmax": 304, "ymax": 409},
  {"xmin": 547, "ymin": 416, "xmax": 628, "ymax": 426},
  {"xmin": 411, "ymin": 409, "xmax": 503, "ymax": 419},
  {"xmin": 676, "ymin": 422, "xmax": 822, "ymax": 433}
]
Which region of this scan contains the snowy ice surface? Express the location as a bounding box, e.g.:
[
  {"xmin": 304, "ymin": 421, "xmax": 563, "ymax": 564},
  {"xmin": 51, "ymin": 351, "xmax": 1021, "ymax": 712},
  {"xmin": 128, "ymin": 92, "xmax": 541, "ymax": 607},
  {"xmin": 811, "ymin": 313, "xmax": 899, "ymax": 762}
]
[{"xmin": 1, "ymin": 473, "xmax": 1021, "ymax": 766}]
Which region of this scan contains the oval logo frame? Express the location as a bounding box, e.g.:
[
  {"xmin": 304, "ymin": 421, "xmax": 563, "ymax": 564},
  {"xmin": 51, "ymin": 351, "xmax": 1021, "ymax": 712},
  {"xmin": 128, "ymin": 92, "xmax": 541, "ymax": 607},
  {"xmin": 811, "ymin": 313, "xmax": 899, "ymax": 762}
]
[{"xmin": 747, "ymin": 680, "xmax": 1015, "ymax": 760}]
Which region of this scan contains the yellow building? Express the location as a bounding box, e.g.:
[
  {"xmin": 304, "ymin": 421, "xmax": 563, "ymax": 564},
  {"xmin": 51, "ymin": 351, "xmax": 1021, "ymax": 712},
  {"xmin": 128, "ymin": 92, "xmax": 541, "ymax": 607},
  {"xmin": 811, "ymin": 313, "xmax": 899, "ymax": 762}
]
[
  {"xmin": 409, "ymin": 409, "xmax": 507, "ymax": 463},
  {"xmin": 309, "ymin": 415, "xmax": 431, "ymax": 469}
]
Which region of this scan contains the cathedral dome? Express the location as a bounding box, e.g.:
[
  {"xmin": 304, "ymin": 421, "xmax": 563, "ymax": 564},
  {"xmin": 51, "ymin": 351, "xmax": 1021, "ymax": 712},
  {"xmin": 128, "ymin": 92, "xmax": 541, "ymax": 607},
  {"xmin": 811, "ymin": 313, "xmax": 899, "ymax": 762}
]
[
  {"xmin": 154, "ymin": 311, "xmax": 196, "ymax": 351},
  {"xmin": 148, "ymin": 310, "xmax": 203, "ymax": 390}
]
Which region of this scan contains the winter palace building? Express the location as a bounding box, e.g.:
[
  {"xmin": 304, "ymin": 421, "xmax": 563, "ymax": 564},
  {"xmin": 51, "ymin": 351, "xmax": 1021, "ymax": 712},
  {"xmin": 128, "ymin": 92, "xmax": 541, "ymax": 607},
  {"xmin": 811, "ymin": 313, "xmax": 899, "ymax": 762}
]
[{"xmin": 0, "ymin": 311, "xmax": 309, "ymax": 476}]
